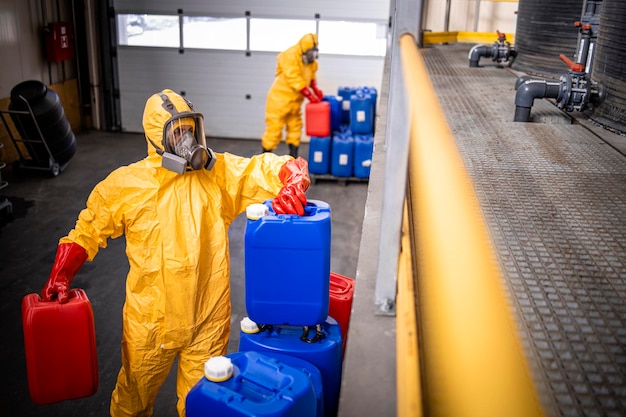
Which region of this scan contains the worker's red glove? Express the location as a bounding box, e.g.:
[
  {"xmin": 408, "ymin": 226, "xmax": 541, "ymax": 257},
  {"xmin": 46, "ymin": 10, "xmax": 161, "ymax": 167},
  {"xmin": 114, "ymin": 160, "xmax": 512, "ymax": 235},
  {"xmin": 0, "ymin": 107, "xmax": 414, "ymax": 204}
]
[
  {"xmin": 310, "ymin": 79, "xmax": 324, "ymax": 100},
  {"xmin": 300, "ymin": 87, "xmax": 320, "ymax": 103},
  {"xmin": 41, "ymin": 242, "xmax": 88, "ymax": 303},
  {"xmin": 272, "ymin": 157, "xmax": 310, "ymax": 216}
]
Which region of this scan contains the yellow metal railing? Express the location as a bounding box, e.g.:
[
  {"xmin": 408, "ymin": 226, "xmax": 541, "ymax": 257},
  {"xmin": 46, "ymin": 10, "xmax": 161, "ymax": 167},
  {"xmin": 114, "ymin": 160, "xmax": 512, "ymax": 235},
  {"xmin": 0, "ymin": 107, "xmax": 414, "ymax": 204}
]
[
  {"xmin": 423, "ymin": 31, "xmax": 515, "ymax": 45},
  {"xmin": 396, "ymin": 202, "xmax": 422, "ymax": 417},
  {"xmin": 396, "ymin": 33, "xmax": 545, "ymax": 417}
]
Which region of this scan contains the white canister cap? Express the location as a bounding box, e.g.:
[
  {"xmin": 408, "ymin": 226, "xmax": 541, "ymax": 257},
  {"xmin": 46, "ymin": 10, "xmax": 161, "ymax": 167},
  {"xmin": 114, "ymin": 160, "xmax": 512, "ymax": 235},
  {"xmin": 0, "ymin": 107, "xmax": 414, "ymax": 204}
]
[
  {"xmin": 246, "ymin": 203, "xmax": 269, "ymax": 220},
  {"xmin": 204, "ymin": 356, "xmax": 234, "ymax": 382},
  {"xmin": 240, "ymin": 316, "xmax": 260, "ymax": 334}
]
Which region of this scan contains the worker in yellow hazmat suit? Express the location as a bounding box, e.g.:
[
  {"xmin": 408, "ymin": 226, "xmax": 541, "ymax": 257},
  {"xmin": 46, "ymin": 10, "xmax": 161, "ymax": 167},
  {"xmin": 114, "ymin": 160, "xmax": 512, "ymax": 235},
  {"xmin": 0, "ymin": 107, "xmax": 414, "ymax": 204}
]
[
  {"xmin": 261, "ymin": 33, "xmax": 324, "ymax": 158},
  {"xmin": 40, "ymin": 89, "xmax": 310, "ymax": 417}
]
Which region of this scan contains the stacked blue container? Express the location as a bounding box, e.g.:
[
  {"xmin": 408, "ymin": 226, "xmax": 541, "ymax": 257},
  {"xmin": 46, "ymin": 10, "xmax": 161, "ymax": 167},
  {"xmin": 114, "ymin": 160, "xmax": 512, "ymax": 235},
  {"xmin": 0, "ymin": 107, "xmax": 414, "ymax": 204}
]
[
  {"xmin": 243, "ymin": 200, "xmax": 331, "ymax": 326},
  {"xmin": 349, "ymin": 91, "xmax": 374, "ymax": 135},
  {"xmin": 337, "ymin": 87, "xmax": 356, "ymax": 125},
  {"xmin": 308, "ymin": 136, "xmax": 332, "ymax": 175},
  {"xmin": 323, "ymin": 96, "xmax": 342, "ymax": 132},
  {"xmin": 330, "ymin": 133, "xmax": 354, "ymax": 178},
  {"xmin": 354, "ymin": 134, "xmax": 374, "ymax": 179},
  {"xmin": 239, "ymin": 317, "xmax": 343, "ymax": 417}
]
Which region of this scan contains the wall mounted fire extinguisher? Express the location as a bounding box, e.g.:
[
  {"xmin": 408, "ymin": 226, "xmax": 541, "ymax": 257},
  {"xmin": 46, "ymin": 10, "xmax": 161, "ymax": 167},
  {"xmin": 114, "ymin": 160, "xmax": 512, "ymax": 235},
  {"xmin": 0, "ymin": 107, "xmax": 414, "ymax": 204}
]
[{"xmin": 44, "ymin": 22, "xmax": 75, "ymax": 62}]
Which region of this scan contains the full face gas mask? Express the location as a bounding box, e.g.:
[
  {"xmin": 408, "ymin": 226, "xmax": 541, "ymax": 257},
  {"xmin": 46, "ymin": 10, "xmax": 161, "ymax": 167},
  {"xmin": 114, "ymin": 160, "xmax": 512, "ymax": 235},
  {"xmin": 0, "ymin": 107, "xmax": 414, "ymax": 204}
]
[
  {"xmin": 150, "ymin": 93, "xmax": 216, "ymax": 174},
  {"xmin": 302, "ymin": 47, "xmax": 319, "ymax": 65}
]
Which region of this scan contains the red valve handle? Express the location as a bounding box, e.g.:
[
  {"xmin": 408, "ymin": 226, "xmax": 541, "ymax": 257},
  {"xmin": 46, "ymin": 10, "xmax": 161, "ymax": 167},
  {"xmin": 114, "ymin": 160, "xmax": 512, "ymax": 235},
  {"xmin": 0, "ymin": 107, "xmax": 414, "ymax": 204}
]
[{"xmin": 559, "ymin": 54, "xmax": 584, "ymax": 73}]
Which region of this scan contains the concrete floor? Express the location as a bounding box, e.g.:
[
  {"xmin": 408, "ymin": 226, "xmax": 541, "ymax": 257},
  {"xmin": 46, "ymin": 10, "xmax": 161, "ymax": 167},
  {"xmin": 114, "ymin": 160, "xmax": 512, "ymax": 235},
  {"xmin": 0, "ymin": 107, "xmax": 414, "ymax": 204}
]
[{"xmin": 0, "ymin": 134, "xmax": 368, "ymax": 417}]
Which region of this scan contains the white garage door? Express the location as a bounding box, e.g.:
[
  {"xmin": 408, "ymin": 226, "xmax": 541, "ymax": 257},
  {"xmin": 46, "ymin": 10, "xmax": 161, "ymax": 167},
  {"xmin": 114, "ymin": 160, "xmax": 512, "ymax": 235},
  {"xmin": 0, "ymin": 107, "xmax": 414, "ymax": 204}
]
[{"xmin": 113, "ymin": 0, "xmax": 389, "ymax": 140}]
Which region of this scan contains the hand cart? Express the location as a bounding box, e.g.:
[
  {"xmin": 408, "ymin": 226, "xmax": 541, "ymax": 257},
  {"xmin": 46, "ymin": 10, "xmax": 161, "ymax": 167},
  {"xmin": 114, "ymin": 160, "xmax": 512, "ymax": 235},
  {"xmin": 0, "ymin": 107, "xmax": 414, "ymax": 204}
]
[
  {"xmin": 0, "ymin": 142, "xmax": 13, "ymax": 217},
  {"xmin": 0, "ymin": 95, "xmax": 69, "ymax": 177}
]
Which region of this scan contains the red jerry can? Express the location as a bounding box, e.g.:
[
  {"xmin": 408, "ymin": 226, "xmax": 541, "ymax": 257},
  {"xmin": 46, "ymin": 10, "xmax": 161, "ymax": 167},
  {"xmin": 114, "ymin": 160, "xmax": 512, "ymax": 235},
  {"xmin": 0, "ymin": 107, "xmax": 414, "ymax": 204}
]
[
  {"xmin": 306, "ymin": 101, "xmax": 330, "ymax": 137},
  {"xmin": 22, "ymin": 288, "xmax": 98, "ymax": 405},
  {"xmin": 329, "ymin": 272, "xmax": 355, "ymax": 355}
]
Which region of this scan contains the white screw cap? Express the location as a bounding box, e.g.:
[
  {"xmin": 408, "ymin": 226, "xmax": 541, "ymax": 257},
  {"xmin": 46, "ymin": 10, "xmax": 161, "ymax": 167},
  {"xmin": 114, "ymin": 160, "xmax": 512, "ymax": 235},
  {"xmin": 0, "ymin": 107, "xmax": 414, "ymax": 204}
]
[
  {"xmin": 246, "ymin": 203, "xmax": 269, "ymax": 220},
  {"xmin": 204, "ymin": 356, "xmax": 234, "ymax": 382},
  {"xmin": 240, "ymin": 316, "xmax": 260, "ymax": 334}
]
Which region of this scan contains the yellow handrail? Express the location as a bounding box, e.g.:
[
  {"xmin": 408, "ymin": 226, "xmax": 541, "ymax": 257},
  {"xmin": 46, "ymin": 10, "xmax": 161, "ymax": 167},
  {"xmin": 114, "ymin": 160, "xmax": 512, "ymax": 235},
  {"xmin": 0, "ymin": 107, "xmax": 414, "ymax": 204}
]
[
  {"xmin": 398, "ymin": 33, "xmax": 545, "ymax": 417},
  {"xmin": 396, "ymin": 202, "xmax": 422, "ymax": 417},
  {"xmin": 423, "ymin": 31, "xmax": 515, "ymax": 45}
]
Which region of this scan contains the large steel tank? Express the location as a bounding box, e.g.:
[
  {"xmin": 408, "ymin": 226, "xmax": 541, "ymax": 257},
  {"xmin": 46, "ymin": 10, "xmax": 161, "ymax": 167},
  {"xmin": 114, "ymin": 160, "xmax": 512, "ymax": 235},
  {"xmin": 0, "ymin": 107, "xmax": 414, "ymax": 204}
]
[
  {"xmin": 512, "ymin": 0, "xmax": 585, "ymax": 79},
  {"xmin": 589, "ymin": 0, "xmax": 626, "ymax": 134}
]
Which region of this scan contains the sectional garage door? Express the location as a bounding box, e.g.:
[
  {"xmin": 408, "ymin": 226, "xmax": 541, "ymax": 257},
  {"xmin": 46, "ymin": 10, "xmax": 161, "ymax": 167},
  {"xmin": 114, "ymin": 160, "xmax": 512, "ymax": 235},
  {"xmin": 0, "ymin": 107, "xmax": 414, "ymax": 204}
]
[{"xmin": 113, "ymin": 0, "xmax": 388, "ymax": 140}]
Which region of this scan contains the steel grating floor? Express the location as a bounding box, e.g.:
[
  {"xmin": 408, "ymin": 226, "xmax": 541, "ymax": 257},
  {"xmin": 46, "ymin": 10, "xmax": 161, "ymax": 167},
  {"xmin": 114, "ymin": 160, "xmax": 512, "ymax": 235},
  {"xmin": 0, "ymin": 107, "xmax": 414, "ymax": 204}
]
[{"xmin": 422, "ymin": 44, "xmax": 626, "ymax": 417}]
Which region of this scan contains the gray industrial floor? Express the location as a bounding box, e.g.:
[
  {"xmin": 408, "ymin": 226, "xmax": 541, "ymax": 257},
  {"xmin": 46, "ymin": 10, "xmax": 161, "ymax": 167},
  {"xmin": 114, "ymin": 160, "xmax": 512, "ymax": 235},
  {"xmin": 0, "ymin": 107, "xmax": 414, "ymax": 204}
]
[{"xmin": 0, "ymin": 135, "xmax": 368, "ymax": 417}]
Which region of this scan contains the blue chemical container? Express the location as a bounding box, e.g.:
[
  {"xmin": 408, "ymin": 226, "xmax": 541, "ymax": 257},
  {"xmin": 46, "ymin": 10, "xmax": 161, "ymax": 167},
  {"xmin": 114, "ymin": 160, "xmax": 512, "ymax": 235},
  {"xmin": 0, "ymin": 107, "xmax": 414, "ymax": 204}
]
[
  {"xmin": 261, "ymin": 352, "xmax": 325, "ymax": 417},
  {"xmin": 337, "ymin": 87, "xmax": 355, "ymax": 124},
  {"xmin": 186, "ymin": 351, "xmax": 317, "ymax": 417},
  {"xmin": 244, "ymin": 200, "xmax": 331, "ymax": 326},
  {"xmin": 308, "ymin": 136, "xmax": 331, "ymax": 175},
  {"xmin": 239, "ymin": 317, "xmax": 343, "ymax": 417},
  {"xmin": 361, "ymin": 87, "xmax": 378, "ymax": 132},
  {"xmin": 323, "ymin": 96, "xmax": 342, "ymax": 132},
  {"xmin": 354, "ymin": 134, "xmax": 374, "ymax": 178},
  {"xmin": 331, "ymin": 134, "xmax": 354, "ymax": 178},
  {"xmin": 350, "ymin": 92, "xmax": 374, "ymax": 135}
]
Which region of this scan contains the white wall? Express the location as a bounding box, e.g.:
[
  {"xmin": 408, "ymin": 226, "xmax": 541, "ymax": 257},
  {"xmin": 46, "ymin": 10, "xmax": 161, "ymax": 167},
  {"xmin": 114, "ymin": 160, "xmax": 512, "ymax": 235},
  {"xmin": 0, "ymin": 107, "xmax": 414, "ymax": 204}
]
[
  {"xmin": 423, "ymin": 0, "xmax": 518, "ymax": 35},
  {"xmin": 0, "ymin": 0, "xmax": 76, "ymax": 98}
]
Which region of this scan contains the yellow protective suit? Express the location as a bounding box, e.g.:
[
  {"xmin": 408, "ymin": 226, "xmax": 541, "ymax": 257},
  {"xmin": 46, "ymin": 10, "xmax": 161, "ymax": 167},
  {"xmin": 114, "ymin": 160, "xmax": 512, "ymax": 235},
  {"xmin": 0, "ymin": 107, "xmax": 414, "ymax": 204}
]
[
  {"xmin": 60, "ymin": 89, "xmax": 292, "ymax": 417},
  {"xmin": 261, "ymin": 33, "xmax": 319, "ymax": 151}
]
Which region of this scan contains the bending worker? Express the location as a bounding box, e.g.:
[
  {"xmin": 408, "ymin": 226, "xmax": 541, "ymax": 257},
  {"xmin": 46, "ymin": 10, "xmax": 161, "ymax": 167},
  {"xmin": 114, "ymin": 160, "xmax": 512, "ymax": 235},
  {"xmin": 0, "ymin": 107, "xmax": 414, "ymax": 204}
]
[
  {"xmin": 40, "ymin": 89, "xmax": 310, "ymax": 417},
  {"xmin": 261, "ymin": 33, "xmax": 324, "ymax": 158}
]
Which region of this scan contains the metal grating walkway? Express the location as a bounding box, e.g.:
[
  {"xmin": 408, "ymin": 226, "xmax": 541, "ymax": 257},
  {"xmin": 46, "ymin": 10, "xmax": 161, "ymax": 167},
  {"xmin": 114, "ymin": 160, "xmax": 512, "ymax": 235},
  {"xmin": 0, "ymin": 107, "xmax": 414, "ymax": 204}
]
[{"xmin": 422, "ymin": 43, "xmax": 626, "ymax": 417}]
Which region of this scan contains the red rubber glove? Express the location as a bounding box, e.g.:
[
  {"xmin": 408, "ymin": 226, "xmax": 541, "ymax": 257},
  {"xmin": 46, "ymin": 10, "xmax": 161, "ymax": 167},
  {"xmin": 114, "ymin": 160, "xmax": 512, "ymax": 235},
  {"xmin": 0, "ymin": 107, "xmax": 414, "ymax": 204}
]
[
  {"xmin": 272, "ymin": 157, "xmax": 311, "ymax": 216},
  {"xmin": 310, "ymin": 79, "xmax": 324, "ymax": 100},
  {"xmin": 300, "ymin": 87, "xmax": 320, "ymax": 103},
  {"xmin": 41, "ymin": 242, "xmax": 88, "ymax": 303}
]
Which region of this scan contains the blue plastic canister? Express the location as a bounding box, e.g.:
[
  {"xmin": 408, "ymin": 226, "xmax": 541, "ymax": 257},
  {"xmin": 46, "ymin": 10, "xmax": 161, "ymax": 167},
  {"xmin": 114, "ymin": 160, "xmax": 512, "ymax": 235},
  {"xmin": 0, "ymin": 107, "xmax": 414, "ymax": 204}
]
[
  {"xmin": 337, "ymin": 87, "xmax": 355, "ymax": 124},
  {"xmin": 260, "ymin": 351, "xmax": 325, "ymax": 417},
  {"xmin": 323, "ymin": 96, "xmax": 342, "ymax": 132},
  {"xmin": 239, "ymin": 317, "xmax": 343, "ymax": 417},
  {"xmin": 244, "ymin": 200, "xmax": 331, "ymax": 326},
  {"xmin": 361, "ymin": 87, "xmax": 378, "ymax": 132},
  {"xmin": 353, "ymin": 134, "xmax": 374, "ymax": 179},
  {"xmin": 350, "ymin": 92, "xmax": 374, "ymax": 135},
  {"xmin": 308, "ymin": 136, "xmax": 332, "ymax": 175},
  {"xmin": 186, "ymin": 351, "xmax": 317, "ymax": 417},
  {"xmin": 331, "ymin": 134, "xmax": 354, "ymax": 178}
]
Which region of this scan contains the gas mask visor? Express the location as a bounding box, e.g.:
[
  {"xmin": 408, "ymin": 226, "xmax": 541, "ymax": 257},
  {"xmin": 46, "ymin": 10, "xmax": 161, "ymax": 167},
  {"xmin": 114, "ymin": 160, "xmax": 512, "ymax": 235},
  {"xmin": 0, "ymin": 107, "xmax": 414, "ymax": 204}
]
[
  {"xmin": 302, "ymin": 47, "xmax": 319, "ymax": 64},
  {"xmin": 161, "ymin": 111, "xmax": 215, "ymax": 174}
]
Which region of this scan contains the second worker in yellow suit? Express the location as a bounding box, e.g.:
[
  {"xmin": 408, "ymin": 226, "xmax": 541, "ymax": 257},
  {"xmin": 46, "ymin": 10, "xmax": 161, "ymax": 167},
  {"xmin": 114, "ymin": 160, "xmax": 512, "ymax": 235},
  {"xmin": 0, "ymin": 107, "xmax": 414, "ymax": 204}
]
[
  {"xmin": 40, "ymin": 89, "xmax": 310, "ymax": 417},
  {"xmin": 261, "ymin": 33, "xmax": 324, "ymax": 158}
]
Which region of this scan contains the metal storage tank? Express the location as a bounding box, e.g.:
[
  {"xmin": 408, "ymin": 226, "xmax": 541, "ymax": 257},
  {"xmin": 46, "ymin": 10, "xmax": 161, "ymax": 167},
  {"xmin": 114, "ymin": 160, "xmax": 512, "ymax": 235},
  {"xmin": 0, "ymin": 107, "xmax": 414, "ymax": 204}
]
[
  {"xmin": 512, "ymin": 0, "xmax": 585, "ymax": 79},
  {"xmin": 589, "ymin": 0, "xmax": 626, "ymax": 134}
]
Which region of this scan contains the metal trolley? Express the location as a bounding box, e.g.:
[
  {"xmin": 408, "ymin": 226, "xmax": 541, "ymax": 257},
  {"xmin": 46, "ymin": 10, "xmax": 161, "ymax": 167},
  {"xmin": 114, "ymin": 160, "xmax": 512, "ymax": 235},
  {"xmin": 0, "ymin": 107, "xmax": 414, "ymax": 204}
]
[
  {"xmin": 0, "ymin": 95, "xmax": 68, "ymax": 177},
  {"xmin": 0, "ymin": 142, "xmax": 12, "ymax": 217}
]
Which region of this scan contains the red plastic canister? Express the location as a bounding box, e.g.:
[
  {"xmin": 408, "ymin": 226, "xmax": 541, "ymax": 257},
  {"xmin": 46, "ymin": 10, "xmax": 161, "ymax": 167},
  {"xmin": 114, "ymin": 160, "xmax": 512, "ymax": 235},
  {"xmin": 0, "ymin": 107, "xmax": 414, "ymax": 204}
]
[
  {"xmin": 329, "ymin": 272, "xmax": 355, "ymax": 355},
  {"xmin": 22, "ymin": 288, "xmax": 98, "ymax": 405},
  {"xmin": 305, "ymin": 101, "xmax": 331, "ymax": 137}
]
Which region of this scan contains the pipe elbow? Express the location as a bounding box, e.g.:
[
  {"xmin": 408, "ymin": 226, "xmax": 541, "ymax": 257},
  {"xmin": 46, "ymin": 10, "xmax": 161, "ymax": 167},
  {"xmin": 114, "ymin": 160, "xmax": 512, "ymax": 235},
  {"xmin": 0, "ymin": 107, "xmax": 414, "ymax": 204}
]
[
  {"xmin": 515, "ymin": 80, "xmax": 548, "ymax": 108},
  {"xmin": 469, "ymin": 45, "xmax": 490, "ymax": 67}
]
